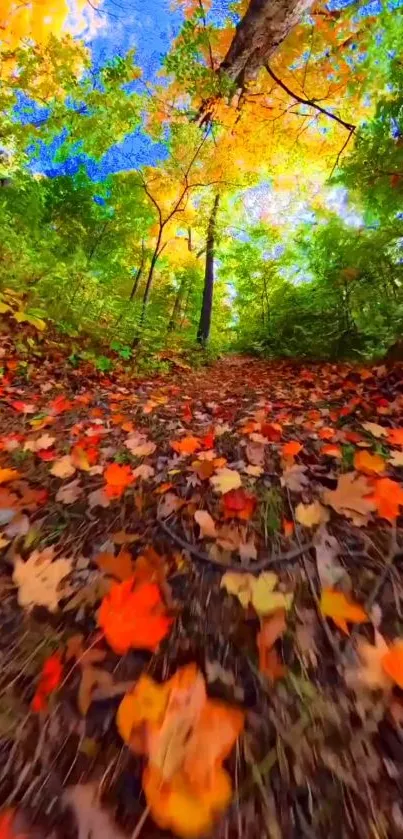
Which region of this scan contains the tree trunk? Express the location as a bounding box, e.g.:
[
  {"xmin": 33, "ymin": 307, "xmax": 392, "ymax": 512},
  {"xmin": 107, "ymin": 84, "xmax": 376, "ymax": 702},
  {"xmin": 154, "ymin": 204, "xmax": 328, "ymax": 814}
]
[
  {"xmin": 129, "ymin": 240, "xmax": 146, "ymax": 301},
  {"xmin": 168, "ymin": 274, "xmax": 187, "ymax": 333},
  {"xmin": 197, "ymin": 194, "xmax": 220, "ymax": 346},
  {"xmin": 139, "ymin": 228, "xmax": 163, "ymax": 326},
  {"xmin": 220, "ymin": 0, "xmax": 313, "ymax": 88}
]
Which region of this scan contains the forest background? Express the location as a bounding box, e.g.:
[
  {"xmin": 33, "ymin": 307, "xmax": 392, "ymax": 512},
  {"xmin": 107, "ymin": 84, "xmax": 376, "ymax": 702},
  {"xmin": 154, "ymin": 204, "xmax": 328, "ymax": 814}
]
[{"xmin": 0, "ymin": 0, "xmax": 402, "ymax": 373}]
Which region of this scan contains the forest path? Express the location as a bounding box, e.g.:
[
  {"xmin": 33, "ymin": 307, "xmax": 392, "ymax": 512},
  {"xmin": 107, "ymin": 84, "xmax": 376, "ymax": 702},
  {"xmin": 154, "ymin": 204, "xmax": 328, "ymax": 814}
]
[{"xmin": 0, "ymin": 346, "xmax": 402, "ymax": 838}]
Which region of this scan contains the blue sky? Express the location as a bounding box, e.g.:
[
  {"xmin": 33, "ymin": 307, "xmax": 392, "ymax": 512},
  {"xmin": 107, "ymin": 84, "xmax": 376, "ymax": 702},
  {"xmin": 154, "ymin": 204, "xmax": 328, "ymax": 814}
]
[{"xmin": 31, "ymin": 0, "xmax": 237, "ymax": 178}]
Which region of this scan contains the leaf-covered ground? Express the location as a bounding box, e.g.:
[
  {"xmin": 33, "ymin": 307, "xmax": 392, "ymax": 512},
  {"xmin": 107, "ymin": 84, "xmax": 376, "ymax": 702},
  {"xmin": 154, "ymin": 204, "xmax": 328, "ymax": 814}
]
[{"xmin": 0, "ymin": 332, "xmax": 403, "ymax": 839}]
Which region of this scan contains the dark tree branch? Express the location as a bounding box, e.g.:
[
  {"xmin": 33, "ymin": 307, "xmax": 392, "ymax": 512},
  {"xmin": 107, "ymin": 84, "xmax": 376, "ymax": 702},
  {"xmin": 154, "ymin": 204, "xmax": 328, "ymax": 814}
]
[{"xmin": 265, "ymin": 64, "xmax": 356, "ymax": 133}]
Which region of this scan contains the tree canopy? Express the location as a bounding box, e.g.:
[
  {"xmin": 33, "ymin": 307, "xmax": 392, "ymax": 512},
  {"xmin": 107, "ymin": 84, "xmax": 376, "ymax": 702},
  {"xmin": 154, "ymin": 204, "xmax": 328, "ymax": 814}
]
[{"xmin": 0, "ymin": 0, "xmax": 402, "ymax": 366}]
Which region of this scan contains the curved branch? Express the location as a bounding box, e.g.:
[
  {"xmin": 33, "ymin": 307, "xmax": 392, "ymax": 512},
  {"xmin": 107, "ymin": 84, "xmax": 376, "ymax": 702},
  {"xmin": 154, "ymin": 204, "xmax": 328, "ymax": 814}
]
[{"xmin": 265, "ymin": 64, "xmax": 356, "ymax": 133}]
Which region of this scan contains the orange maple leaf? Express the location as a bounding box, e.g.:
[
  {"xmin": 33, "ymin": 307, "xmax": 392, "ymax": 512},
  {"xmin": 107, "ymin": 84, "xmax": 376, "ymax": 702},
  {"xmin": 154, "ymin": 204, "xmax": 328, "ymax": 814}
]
[
  {"xmin": 99, "ymin": 579, "xmax": 172, "ymax": 653},
  {"xmin": 381, "ymin": 640, "xmax": 403, "ymax": 688},
  {"xmin": 104, "ymin": 463, "xmax": 134, "ymax": 499},
  {"xmin": 282, "ymin": 441, "xmax": 302, "ymax": 457},
  {"xmin": 368, "ymin": 477, "xmax": 403, "ymax": 522},
  {"xmin": 353, "ymin": 450, "xmax": 385, "ymax": 476},
  {"xmin": 117, "ymin": 663, "xmax": 243, "ymax": 838},
  {"xmin": 170, "ymin": 436, "xmax": 200, "ymax": 455},
  {"xmin": 320, "ymin": 588, "xmax": 369, "ymax": 635},
  {"xmin": 388, "ymin": 428, "xmax": 403, "ymax": 447}
]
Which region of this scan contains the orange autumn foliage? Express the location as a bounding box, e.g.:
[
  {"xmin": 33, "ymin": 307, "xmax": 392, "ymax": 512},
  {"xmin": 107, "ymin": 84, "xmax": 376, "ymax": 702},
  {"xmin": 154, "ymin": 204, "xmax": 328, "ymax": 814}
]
[
  {"xmin": 104, "ymin": 463, "xmax": 134, "ymax": 499},
  {"xmin": 368, "ymin": 478, "xmax": 403, "ymax": 522},
  {"xmin": 353, "ymin": 450, "xmax": 385, "ymax": 476},
  {"xmin": 380, "ymin": 640, "xmax": 403, "ymax": 688},
  {"xmin": 116, "ymin": 664, "xmax": 244, "ymax": 838},
  {"xmin": 98, "ymin": 579, "xmax": 172, "ymax": 653},
  {"xmin": 320, "ymin": 588, "xmax": 369, "ymax": 635},
  {"xmin": 282, "ymin": 441, "xmax": 302, "ymax": 458},
  {"xmin": 171, "ymin": 436, "xmax": 201, "ymax": 455}
]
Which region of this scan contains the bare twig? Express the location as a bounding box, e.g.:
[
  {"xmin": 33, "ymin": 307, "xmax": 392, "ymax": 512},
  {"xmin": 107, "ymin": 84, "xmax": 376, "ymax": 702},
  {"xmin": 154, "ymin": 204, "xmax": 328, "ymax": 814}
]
[{"xmin": 157, "ymin": 516, "xmax": 312, "ymax": 572}]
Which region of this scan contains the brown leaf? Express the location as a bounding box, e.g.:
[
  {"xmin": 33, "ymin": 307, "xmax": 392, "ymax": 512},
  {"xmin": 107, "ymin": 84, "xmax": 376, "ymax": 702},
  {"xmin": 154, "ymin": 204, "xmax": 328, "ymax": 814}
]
[
  {"xmin": 194, "ymin": 510, "xmax": 217, "ymax": 538},
  {"xmin": 78, "ymin": 666, "xmax": 114, "ymax": 715},
  {"xmin": 323, "ymin": 471, "xmax": 376, "ymax": 525},
  {"xmin": 56, "ymin": 479, "xmax": 83, "ymax": 505},
  {"xmin": 88, "ymin": 488, "xmax": 110, "ymax": 509},
  {"xmin": 246, "ymin": 441, "xmax": 265, "ymax": 467},
  {"xmin": 95, "ymin": 549, "xmax": 133, "ymax": 581}
]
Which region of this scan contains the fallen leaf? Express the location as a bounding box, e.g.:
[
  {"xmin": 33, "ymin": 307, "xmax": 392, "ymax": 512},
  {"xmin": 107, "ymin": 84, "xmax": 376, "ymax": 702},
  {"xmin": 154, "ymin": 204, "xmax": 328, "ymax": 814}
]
[
  {"xmin": 388, "ymin": 450, "xmax": 403, "ymax": 467},
  {"xmin": 117, "ymin": 664, "xmax": 244, "ymax": 838},
  {"xmin": 381, "ymin": 639, "xmax": 403, "ymax": 688},
  {"xmin": 192, "ymin": 459, "xmax": 215, "ymax": 480},
  {"xmin": 104, "ymin": 463, "xmax": 134, "ymax": 499},
  {"xmin": 13, "ymin": 548, "xmax": 72, "ymax": 612},
  {"xmin": 158, "ymin": 492, "xmax": 184, "ymax": 519},
  {"xmin": 95, "ymin": 549, "xmax": 133, "ymax": 581},
  {"xmin": 194, "ymin": 510, "xmax": 217, "ymax": 539},
  {"xmin": 257, "ymin": 609, "xmax": 287, "ymax": 680},
  {"xmin": 388, "ymin": 428, "xmax": 403, "ymax": 447},
  {"xmin": 221, "ymin": 571, "xmax": 293, "ymax": 616},
  {"xmin": 362, "ymin": 422, "xmax": 388, "ymax": 439},
  {"xmin": 56, "ymin": 479, "xmax": 83, "ymax": 505},
  {"xmin": 368, "ymin": 477, "xmax": 403, "ymax": 521},
  {"xmin": 171, "ymin": 436, "xmax": 200, "ymax": 456},
  {"xmin": 281, "ymin": 464, "xmax": 309, "ymax": 493},
  {"xmin": 356, "ymin": 632, "xmax": 392, "ymax": 690},
  {"xmin": 31, "ymin": 652, "xmax": 63, "ymax": 712},
  {"xmin": 127, "ymin": 440, "xmax": 156, "ymax": 457},
  {"xmin": 24, "ymin": 434, "xmax": 55, "ymax": 453},
  {"xmin": 282, "ymin": 441, "xmax": 302, "ymax": 458},
  {"xmin": 98, "ymin": 579, "xmax": 172, "ymax": 653},
  {"xmin": 353, "ymin": 450, "xmax": 386, "ymax": 476},
  {"xmin": 323, "ymin": 472, "xmax": 375, "ymax": 525},
  {"xmin": 88, "ymin": 488, "xmax": 110, "ymax": 509},
  {"xmin": 0, "ymin": 469, "xmax": 20, "ymax": 485},
  {"xmin": 132, "ymin": 464, "xmax": 155, "ymax": 480},
  {"xmin": 244, "ymin": 464, "xmax": 263, "ymax": 477},
  {"xmin": 50, "ymin": 455, "xmax": 76, "ymax": 479},
  {"xmin": 210, "ymin": 468, "xmax": 242, "ymax": 495},
  {"xmin": 245, "ymin": 441, "xmax": 265, "ymax": 466},
  {"xmin": 320, "ymin": 588, "xmax": 369, "ymax": 634},
  {"xmin": 223, "ymin": 487, "xmax": 256, "ymax": 520},
  {"xmin": 321, "ymin": 444, "xmax": 342, "ymax": 458},
  {"xmin": 296, "ymin": 501, "xmax": 328, "ymax": 527}
]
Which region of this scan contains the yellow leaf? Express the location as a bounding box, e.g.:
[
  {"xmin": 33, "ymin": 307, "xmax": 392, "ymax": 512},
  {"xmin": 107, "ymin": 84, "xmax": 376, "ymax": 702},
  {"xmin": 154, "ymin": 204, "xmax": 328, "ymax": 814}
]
[
  {"xmin": 320, "ymin": 588, "xmax": 369, "ymax": 635},
  {"xmin": 0, "ymin": 468, "xmax": 20, "ymax": 484},
  {"xmin": 295, "ymin": 501, "xmax": 328, "ymax": 527},
  {"xmin": 220, "ymin": 571, "xmax": 293, "ymax": 616},
  {"xmin": 210, "ymin": 468, "xmax": 241, "ymax": 494}
]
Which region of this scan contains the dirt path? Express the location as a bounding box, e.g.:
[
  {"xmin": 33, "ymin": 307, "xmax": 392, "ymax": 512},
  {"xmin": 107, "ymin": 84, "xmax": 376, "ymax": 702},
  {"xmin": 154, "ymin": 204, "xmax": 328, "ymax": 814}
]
[{"xmin": 0, "ymin": 349, "xmax": 402, "ymax": 839}]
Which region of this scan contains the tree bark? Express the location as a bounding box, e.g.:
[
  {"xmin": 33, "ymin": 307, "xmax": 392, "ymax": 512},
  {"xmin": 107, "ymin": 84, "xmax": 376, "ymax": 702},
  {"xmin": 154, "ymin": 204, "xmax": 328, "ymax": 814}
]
[
  {"xmin": 220, "ymin": 0, "xmax": 313, "ymax": 88},
  {"xmin": 197, "ymin": 194, "xmax": 220, "ymax": 346},
  {"xmin": 129, "ymin": 240, "xmax": 146, "ymax": 301}
]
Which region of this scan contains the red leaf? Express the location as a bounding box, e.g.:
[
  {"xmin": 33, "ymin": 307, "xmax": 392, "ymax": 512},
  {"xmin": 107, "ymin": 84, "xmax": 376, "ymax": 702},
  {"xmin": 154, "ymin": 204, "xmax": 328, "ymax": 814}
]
[{"xmin": 223, "ymin": 488, "xmax": 256, "ymax": 521}]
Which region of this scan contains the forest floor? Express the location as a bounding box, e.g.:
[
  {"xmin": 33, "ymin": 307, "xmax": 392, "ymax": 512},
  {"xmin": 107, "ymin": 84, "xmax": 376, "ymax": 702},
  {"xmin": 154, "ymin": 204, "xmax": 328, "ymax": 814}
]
[{"xmin": 0, "ymin": 325, "xmax": 403, "ymax": 839}]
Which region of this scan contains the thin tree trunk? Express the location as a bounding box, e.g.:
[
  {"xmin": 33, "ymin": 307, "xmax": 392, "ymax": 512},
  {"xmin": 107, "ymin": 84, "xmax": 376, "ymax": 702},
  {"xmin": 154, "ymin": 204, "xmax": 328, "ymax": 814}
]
[
  {"xmin": 168, "ymin": 274, "xmax": 187, "ymax": 333},
  {"xmin": 139, "ymin": 228, "xmax": 163, "ymax": 326},
  {"xmin": 129, "ymin": 240, "xmax": 146, "ymax": 301},
  {"xmin": 197, "ymin": 194, "xmax": 220, "ymax": 345}
]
